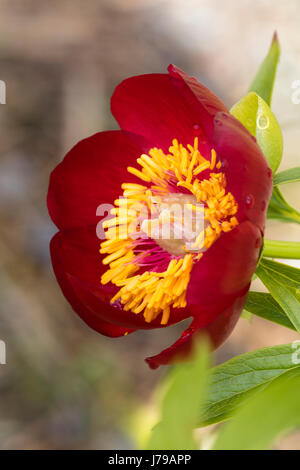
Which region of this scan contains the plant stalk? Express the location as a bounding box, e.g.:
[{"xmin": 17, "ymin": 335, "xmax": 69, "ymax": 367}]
[{"xmin": 263, "ymin": 239, "xmax": 300, "ymax": 259}]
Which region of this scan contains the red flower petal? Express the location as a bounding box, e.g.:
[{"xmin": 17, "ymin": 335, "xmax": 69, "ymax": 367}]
[
  {"xmin": 111, "ymin": 73, "xmax": 210, "ymax": 153},
  {"xmin": 187, "ymin": 220, "xmax": 262, "ymax": 317},
  {"xmin": 146, "ymin": 290, "xmax": 248, "ymax": 369},
  {"xmin": 50, "ymin": 228, "xmax": 135, "ymax": 338},
  {"xmin": 168, "ymin": 64, "xmax": 228, "ymax": 141},
  {"xmin": 50, "ymin": 226, "xmax": 190, "ymax": 331},
  {"xmin": 47, "ymin": 130, "xmax": 142, "ymax": 231},
  {"xmin": 213, "ymin": 112, "xmax": 273, "ymax": 233}
]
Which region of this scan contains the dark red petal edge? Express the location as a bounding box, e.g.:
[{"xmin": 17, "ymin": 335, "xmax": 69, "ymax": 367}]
[
  {"xmin": 111, "ymin": 73, "xmax": 211, "ymax": 154},
  {"xmin": 146, "ymin": 289, "xmax": 248, "ymax": 369},
  {"xmin": 168, "ymin": 64, "xmax": 229, "ymax": 141},
  {"xmin": 50, "ymin": 229, "xmax": 135, "ymax": 338}
]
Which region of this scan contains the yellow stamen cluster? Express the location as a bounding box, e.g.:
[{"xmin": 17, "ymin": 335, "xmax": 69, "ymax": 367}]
[
  {"xmin": 100, "ymin": 239, "xmax": 139, "ymax": 284},
  {"xmin": 100, "ymin": 138, "xmax": 238, "ymax": 325},
  {"xmin": 178, "ymin": 171, "xmax": 238, "ymax": 249},
  {"xmin": 108, "ymin": 255, "xmax": 194, "ymax": 325}
]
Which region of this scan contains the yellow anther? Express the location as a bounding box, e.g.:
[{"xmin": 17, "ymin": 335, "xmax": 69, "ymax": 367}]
[
  {"xmin": 127, "ymin": 166, "xmax": 151, "ymax": 182},
  {"xmin": 210, "ymin": 149, "xmax": 217, "ymax": 169},
  {"xmin": 193, "ymin": 161, "xmax": 210, "ymax": 176}
]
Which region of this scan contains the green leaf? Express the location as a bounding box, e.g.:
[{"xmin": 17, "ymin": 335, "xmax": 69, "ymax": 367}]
[
  {"xmin": 241, "ymin": 309, "xmax": 253, "ymax": 322},
  {"xmin": 244, "ymin": 291, "xmax": 296, "ymax": 331},
  {"xmin": 248, "ymin": 32, "xmax": 280, "ymax": 106},
  {"xmin": 267, "ymin": 186, "xmax": 300, "ymax": 225},
  {"xmin": 199, "ymin": 343, "xmax": 300, "ymax": 427},
  {"xmin": 231, "ymin": 92, "xmax": 283, "ymax": 173},
  {"xmin": 274, "ymin": 167, "xmax": 300, "ymax": 186},
  {"xmin": 146, "ymin": 341, "xmax": 210, "ymax": 450},
  {"xmin": 258, "ymin": 257, "xmax": 300, "ymax": 289},
  {"xmin": 256, "ymin": 258, "xmax": 300, "ymax": 333},
  {"xmin": 213, "ymin": 369, "xmax": 300, "ymax": 450}
]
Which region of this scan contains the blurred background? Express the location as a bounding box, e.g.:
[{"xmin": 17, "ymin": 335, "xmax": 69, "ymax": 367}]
[{"xmin": 0, "ymin": 0, "xmax": 299, "ymax": 449}]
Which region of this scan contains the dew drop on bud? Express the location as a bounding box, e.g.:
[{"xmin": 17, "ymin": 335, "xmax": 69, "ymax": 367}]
[
  {"xmin": 267, "ymin": 168, "xmax": 272, "ymax": 178},
  {"xmin": 245, "ymin": 194, "xmax": 254, "ymax": 208},
  {"xmin": 257, "ymin": 113, "xmax": 269, "ymax": 130},
  {"xmin": 192, "ymin": 124, "xmax": 201, "ymax": 135}
]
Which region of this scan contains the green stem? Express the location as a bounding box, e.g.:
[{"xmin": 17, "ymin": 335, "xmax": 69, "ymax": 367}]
[{"xmin": 263, "ymin": 239, "xmax": 300, "ymax": 259}]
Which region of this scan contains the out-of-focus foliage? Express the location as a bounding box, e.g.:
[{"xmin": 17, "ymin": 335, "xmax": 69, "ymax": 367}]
[
  {"xmin": 145, "ymin": 344, "xmax": 300, "ymax": 450},
  {"xmin": 146, "ymin": 341, "xmax": 210, "ymax": 450},
  {"xmin": 199, "ymin": 343, "xmax": 300, "ymax": 427},
  {"xmin": 213, "ymin": 370, "xmax": 300, "ymax": 450}
]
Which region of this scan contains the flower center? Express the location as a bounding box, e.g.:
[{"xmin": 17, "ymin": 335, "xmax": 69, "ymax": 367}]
[
  {"xmin": 100, "ymin": 138, "xmax": 238, "ymax": 326},
  {"xmin": 140, "ymin": 192, "xmax": 208, "ymax": 256}
]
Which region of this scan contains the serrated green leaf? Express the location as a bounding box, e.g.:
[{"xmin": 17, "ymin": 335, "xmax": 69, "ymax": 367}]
[
  {"xmin": 213, "ymin": 369, "xmax": 300, "ymax": 450},
  {"xmin": 256, "ymin": 259, "xmax": 300, "ymax": 333},
  {"xmin": 267, "ymin": 186, "xmax": 300, "ymax": 225},
  {"xmin": 274, "ymin": 167, "xmax": 300, "ymax": 186},
  {"xmin": 231, "ymin": 92, "xmax": 283, "ymax": 172},
  {"xmin": 199, "ymin": 343, "xmax": 300, "ymax": 427},
  {"xmin": 248, "ymin": 32, "xmax": 280, "ymax": 106},
  {"xmin": 146, "ymin": 341, "xmax": 210, "ymax": 450},
  {"xmin": 245, "ymin": 291, "xmax": 296, "ymax": 331}
]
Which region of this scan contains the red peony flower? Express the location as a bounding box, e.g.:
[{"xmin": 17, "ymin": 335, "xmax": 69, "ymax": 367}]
[{"xmin": 47, "ymin": 65, "xmax": 273, "ymax": 369}]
